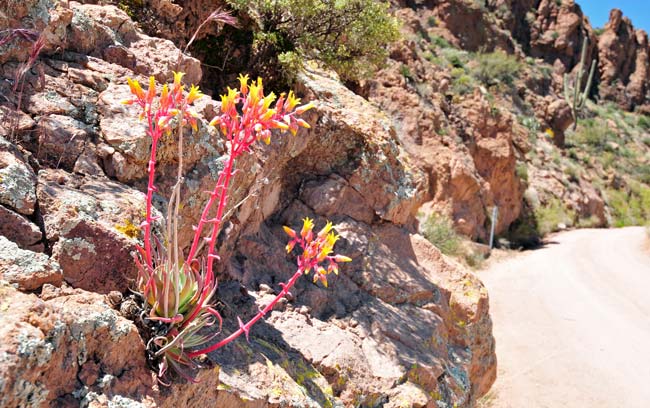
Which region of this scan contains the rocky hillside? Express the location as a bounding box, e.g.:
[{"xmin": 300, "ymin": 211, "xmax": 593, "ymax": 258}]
[
  {"xmin": 371, "ymin": 0, "xmax": 650, "ymax": 248},
  {"xmin": 0, "ymin": 0, "xmax": 649, "ymax": 407}
]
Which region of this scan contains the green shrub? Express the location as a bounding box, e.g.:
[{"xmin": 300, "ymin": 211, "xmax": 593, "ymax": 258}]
[
  {"xmin": 452, "ymin": 74, "xmax": 474, "ymax": 95},
  {"xmin": 516, "ymin": 162, "xmax": 529, "ymax": 183},
  {"xmin": 535, "ymin": 199, "xmax": 575, "ymax": 235},
  {"xmin": 572, "ymin": 119, "xmax": 613, "ymax": 149},
  {"xmin": 606, "ymin": 184, "xmax": 650, "ymax": 227},
  {"xmin": 400, "ymin": 64, "xmax": 414, "ymax": 81},
  {"xmin": 227, "ymin": 0, "xmax": 399, "ymax": 82},
  {"xmin": 638, "ymin": 115, "xmax": 650, "ymax": 130},
  {"xmin": 636, "ymin": 164, "xmax": 650, "ymax": 184},
  {"xmin": 441, "ymin": 48, "xmax": 469, "ymax": 68},
  {"xmin": 421, "ymin": 213, "xmax": 461, "ymax": 255},
  {"xmin": 519, "ymin": 114, "xmax": 540, "ymax": 142},
  {"xmin": 471, "ymin": 50, "xmax": 521, "ymax": 86},
  {"xmin": 430, "ymin": 35, "xmax": 452, "ymax": 49}
]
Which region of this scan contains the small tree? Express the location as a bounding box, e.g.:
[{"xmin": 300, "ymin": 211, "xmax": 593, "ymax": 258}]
[
  {"xmin": 563, "ymin": 37, "xmax": 596, "ymax": 130},
  {"xmin": 226, "ymin": 0, "xmax": 399, "ymax": 82}
]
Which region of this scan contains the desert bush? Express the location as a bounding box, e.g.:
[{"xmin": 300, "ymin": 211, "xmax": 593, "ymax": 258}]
[
  {"xmin": 516, "ymin": 162, "xmax": 529, "ymax": 183},
  {"xmin": 400, "ymin": 64, "xmax": 414, "ymax": 81},
  {"xmin": 123, "ymin": 73, "xmax": 349, "ymax": 382},
  {"xmin": 441, "ymin": 48, "xmax": 469, "ymax": 68},
  {"xmin": 451, "ymin": 66, "xmax": 474, "ymax": 94},
  {"xmin": 605, "ymin": 184, "xmax": 650, "ymax": 227},
  {"xmin": 638, "ymin": 115, "xmax": 650, "ymax": 130},
  {"xmin": 430, "ymin": 35, "xmax": 452, "ymax": 49},
  {"xmin": 421, "ymin": 213, "xmax": 461, "ymax": 255},
  {"xmin": 226, "ymin": 0, "xmax": 399, "ymax": 82},
  {"xmin": 534, "ymin": 198, "xmax": 575, "ymax": 235},
  {"xmin": 471, "ymin": 50, "xmax": 521, "ymax": 86},
  {"xmin": 572, "ymin": 119, "xmax": 613, "ymax": 149}
]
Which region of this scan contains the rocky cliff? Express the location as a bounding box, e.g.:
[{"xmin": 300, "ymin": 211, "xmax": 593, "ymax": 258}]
[
  {"xmin": 1, "ymin": 0, "xmax": 649, "ymax": 407},
  {"xmin": 0, "ymin": 1, "xmax": 496, "ymax": 407}
]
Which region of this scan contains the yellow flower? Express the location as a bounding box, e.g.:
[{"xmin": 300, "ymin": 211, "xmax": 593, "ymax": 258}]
[
  {"xmin": 160, "ymin": 84, "xmax": 169, "ymax": 107},
  {"xmin": 146, "ymin": 76, "xmax": 156, "ymax": 103},
  {"xmin": 186, "ymin": 85, "xmax": 204, "ymax": 104},
  {"xmin": 317, "ymin": 221, "xmax": 333, "ymax": 239},
  {"xmin": 262, "ymin": 92, "xmax": 276, "ymax": 110},
  {"xmin": 220, "ymin": 87, "xmax": 238, "ymax": 113},
  {"xmin": 286, "ymin": 91, "xmax": 300, "ymax": 111},
  {"xmin": 172, "ymin": 71, "xmax": 185, "ymax": 90},
  {"xmin": 248, "ymin": 78, "xmax": 263, "ymax": 106},
  {"xmin": 301, "ymin": 217, "xmax": 314, "ymax": 238},
  {"xmin": 238, "ymin": 73, "xmax": 249, "ymax": 94},
  {"xmin": 545, "ymin": 128, "xmax": 555, "ymax": 139},
  {"xmin": 296, "ymin": 119, "xmax": 311, "ymax": 129},
  {"xmin": 283, "ymin": 226, "xmax": 297, "ymax": 238}
]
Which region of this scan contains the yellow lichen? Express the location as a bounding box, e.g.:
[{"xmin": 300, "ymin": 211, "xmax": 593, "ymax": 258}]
[{"xmin": 115, "ymin": 219, "xmax": 140, "ymax": 239}]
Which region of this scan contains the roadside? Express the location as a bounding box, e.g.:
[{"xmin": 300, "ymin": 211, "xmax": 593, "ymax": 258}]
[{"xmin": 479, "ymin": 227, "xmax": 650, "ymax": 407}]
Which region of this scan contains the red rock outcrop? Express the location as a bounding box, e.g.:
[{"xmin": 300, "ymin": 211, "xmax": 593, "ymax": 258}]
[
  {"xmin": 525, "ymin": 0, "xmax": 597, "ymax": 70},
  {"xmin": 366, "ymin": 8, "xmax": 524, "ymax": 240},
  {"xmin": 597, "ymin": 9, "xmax": 650, "ymax": 111}
]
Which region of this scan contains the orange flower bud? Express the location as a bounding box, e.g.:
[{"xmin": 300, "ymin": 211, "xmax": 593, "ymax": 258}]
[
  {"xmin": 146, "ymin": 76, "xmax": 156, "ymax": 104},
  {"xmin": 295, "ymin": 101, "xmax": 315, "ymax": 115},
  {"xmin": 127, "ymin": 78, "xmax": 145, "ymax": 100},
  {"xmin": 296, "ymin": 118, "xmax": 311, "ymax": 129}
]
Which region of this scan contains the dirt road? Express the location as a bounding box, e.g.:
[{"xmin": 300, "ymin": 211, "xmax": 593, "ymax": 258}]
[{"xmin": 480, "ymin": 227, "xmax": 650, "ymax": 408}]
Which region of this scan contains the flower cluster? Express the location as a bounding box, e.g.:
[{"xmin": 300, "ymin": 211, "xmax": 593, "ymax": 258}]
[
  {"xmin": 284, "ymin": 219, "xmax": 351, "ymax": 287},
  {"xmin": 210, "ymin": 74, "xmax": 313, "ymax": 147},
  {"xmin": 123, "ymin": 72, "xmax": 202, "ymax": 134}
]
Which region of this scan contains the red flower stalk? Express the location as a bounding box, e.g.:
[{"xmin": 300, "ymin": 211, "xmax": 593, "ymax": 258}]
[{"xmin": 125, "ymin": 72, "xmax": 348, "ymax": 383}]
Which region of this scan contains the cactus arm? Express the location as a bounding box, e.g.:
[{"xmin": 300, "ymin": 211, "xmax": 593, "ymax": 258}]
[
  {"xmin": 578, "ymin": 59, "xmax": 596, "ymax": 109},
  {"xmin": 561, "ymin": 36, "xmax": 594, "ymax": 131},
  {"xmin": 564, "ymin": 73, "xmax": 572, "ymax": 102}
]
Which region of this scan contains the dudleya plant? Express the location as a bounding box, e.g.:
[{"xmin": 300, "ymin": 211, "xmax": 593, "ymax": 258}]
[{"xmin": 123, "ymin": 72, "xmax": 350, "ymax": 383}]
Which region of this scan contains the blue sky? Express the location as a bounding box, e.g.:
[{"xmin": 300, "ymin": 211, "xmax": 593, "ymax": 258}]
[{"xmin": 577, "ymin": 1, "xmax": 650, "ymax": 33}]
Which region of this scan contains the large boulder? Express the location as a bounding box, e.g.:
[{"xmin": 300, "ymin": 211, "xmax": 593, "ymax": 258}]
[{"xmin": 37, "ymin": 169, "xmax": 146, "ymax": 294}]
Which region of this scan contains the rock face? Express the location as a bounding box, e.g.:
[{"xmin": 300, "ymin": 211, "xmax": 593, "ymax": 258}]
[
  {"xmin": 525, "ymin": 0, "xmax": 597, "ymax": 70},
  {"xmin": 37, "ymin": 169, "xmax": 145, "ymax": 294},
  {"xmin": 0, "ymin": 2, "xmax": 496, "ymax": 408},
  {"xmin": 366, "ymin": 7, "xmax": 524, "ymax": 240},
  {"xmin": 597, "ymin": 9, "xmax": 650, "ymax": 110},
  {"xmin": 0, "ymin": 236, "xmax": 62, "ymax": 290},
  {"xmin": 0, "ymin": 283, "xmax": 155, "ymax": 408},
  {"xmin": 499, "ymin": 2, "xmax": 650, "ymax": 111},
  {"xmin": 211, "ymin": 67, "xmax": 495, "ymax": 406}
]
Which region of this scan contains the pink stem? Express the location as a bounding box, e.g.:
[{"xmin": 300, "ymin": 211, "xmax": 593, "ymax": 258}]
[
  {"xmin": 143, "ymin": 120, "xmax": 160, "ymax": 271},
  {"xmin": 186, "ymin": 269, "xmax": 304, "ymax": 358},
  {"xmin": 185, "ymin": 127, "xmax": 237, "ymax": 265},
  {"xmin": 181, "ymin": 137, "xmax": 238, "ymax": 328}
]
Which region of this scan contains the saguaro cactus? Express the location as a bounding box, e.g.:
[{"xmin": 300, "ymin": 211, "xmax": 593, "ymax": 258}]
[{"xmin": 563, "ymin": 36, "xmax": 596, "ymax": 130}]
